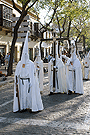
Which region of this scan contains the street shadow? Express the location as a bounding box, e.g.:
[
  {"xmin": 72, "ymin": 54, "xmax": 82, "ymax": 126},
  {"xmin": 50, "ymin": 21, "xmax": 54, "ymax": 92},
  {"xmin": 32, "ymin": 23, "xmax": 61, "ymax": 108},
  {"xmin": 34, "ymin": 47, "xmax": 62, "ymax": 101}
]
[
  {"xmin": 0, "ymin": 78, "xmax": 89, "ymax": 127},
  {"xmin": 41, "ymin": 91, "xmax": 82, "ymax": 110}
]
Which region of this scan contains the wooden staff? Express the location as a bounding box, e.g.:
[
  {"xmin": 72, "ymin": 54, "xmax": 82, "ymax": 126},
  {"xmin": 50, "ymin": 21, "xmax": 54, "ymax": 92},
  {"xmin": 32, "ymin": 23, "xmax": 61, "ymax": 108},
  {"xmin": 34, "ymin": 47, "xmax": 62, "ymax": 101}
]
[{"xmin": 16, "ymin": 76, "xmax": 20, "ymax": 111}]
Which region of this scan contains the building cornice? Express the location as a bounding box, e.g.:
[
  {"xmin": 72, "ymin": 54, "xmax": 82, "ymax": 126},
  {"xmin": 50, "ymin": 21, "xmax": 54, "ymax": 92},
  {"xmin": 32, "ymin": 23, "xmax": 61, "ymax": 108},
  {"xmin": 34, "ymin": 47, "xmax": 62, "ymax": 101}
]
[{"xmin": 1, "ymin": 0, "xmax": 40, "ymax": 20}]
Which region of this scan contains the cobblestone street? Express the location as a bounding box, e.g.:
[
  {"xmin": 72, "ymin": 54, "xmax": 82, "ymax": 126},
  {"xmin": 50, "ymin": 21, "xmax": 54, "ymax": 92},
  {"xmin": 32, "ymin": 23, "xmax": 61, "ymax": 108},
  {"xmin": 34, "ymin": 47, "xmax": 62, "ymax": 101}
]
[{"xmin": 0, "ymin": 71, "xmax": 90, "ymax": 134}]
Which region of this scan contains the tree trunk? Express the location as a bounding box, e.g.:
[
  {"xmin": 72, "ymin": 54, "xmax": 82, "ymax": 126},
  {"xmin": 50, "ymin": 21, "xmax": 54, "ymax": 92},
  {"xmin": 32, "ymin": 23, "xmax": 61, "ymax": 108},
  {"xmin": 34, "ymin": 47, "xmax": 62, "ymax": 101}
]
[
  {"xmin": 67, "ymin": 19, "xmax": 71, "ymax": 53},
  {"xmin": 19, "ymin": 42, "xmax": 24, "ymax": 61},
  {"xmin": 40, "ymin": 40, "xmax": 42, "ymax": 58},
  {"xmin": 7, "ymin": 11, "xmax": 27, "ymax": 76},
  {"xmin": 7, "ymin": 29, "xmax": 18, "ymax": 76}
]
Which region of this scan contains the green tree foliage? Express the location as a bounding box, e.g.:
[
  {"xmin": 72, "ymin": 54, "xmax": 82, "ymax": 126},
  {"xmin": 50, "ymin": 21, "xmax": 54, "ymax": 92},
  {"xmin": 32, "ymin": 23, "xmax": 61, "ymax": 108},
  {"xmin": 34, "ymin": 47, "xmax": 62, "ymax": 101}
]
[
  {"xmin": 49, "ymin": 0, "xmax": 90, "ymax": 51},
  {"xmin": 8, "ymin": 0, "xmax": 90, "ymax": 75}
]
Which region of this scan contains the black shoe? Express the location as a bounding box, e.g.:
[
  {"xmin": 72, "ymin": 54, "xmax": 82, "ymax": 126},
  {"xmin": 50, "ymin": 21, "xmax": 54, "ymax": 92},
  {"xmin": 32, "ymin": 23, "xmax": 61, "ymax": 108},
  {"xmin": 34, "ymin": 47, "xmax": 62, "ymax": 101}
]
[
  {"xmin": 20, "ymin": 109, "xmax": 27, "ymax": 113},
  {"xmin": 68, "ymin": 90, "xmax": 72, "ymax": 95},
  {"xmin": 48, "ymin": 92, "xmax": 54, "ymax": 96}
]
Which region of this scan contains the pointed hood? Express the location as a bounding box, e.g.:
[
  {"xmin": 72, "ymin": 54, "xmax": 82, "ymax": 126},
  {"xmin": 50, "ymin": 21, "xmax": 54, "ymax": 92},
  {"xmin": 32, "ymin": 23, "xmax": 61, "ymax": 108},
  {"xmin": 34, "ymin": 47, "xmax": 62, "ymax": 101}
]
[
  {"xmin": 59, "ymin": 46, "xmax": 62, "ymax": 60},
  {"xmin": 71, "ymin": 48, "xmax": 77, "ymax": 62},
  {"xmin": 37, "ymin": 47, "xmax": 41, "ymax": 61},
  {"xmin": 21, "ymin": 31, "xmax": 29, "ymax": 64},
  {"xmin": 20, "ymin": 31, "xmax": 30, "ymax": 78},
  {"xmin": 35, "ymin": 46, "xmax": 41, "ymax": 62}
]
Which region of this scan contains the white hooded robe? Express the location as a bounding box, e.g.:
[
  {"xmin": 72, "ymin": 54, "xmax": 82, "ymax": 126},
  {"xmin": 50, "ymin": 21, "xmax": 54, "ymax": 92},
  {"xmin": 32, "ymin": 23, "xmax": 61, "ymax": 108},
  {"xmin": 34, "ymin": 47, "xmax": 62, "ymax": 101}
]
[
  {"xmin": 55, "ymin": 55, "xmax": 67, "ymax": 93},
  {"xmin": 66, "ymin": 58, "xmax": 74, "ymax": 92},
  {"xmin": 48, "ymin": 59, "xmax": 53, "ymax": 92},
  {"xmin": 84, "ymin": 54, "xmax": 89, "ymax": 79},
  {"xmin": 13, "ymin": 32, "xmax": 44, "ymax": 112},
  {"xmin": 73, "ymin": 57, "xmax": 84, "ymax": 94},
  {"xmin": 66, "ymin": 51, "xmax": 84, "ymax": 94},
  {"xmin": 34, "ymin": 49, "xmax": 43, "ymax": 93}
]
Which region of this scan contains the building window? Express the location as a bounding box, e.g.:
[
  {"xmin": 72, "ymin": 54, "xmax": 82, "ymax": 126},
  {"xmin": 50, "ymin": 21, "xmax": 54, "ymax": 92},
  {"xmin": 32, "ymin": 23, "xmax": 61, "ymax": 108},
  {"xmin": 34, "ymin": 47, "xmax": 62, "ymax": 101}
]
[{"xmin": 0, "ymin": 4, "xmax": 12, "ymax": 29}]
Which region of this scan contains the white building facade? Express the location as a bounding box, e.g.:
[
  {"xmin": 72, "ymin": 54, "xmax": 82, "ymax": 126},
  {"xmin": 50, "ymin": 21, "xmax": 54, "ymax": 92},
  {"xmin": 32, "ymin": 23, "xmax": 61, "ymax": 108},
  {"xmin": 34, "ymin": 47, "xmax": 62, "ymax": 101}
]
[{"xmin": 0, "ymin": 0, "xmax": 54, "ymax": 62}]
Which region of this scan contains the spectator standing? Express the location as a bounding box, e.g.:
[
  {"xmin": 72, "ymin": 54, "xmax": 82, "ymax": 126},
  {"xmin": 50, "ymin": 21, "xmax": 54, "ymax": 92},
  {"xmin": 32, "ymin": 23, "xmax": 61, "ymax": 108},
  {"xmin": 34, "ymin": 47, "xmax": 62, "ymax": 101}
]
[
  {"xmin": 2, "ymin": 52, "xmax": 5, "ymax": 65},
  {"xmin": 0, "ymin": 52, "xmax": 2, "ymax": 68},
  {"xmin": 4, "ymin": 53, "xmax": 8, "ymax": 70},
  {"xmin": 7, "ymin": 52, "xmax": 10, "ymax": 67}
]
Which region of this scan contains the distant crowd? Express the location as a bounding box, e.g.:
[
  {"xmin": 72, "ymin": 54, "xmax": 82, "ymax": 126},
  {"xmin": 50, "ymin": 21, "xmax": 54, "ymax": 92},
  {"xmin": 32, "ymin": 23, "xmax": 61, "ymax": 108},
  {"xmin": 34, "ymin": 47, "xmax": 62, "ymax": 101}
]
[{"xmin": 0, "ymin": 52, "xmax": 10, "ymax": 70}]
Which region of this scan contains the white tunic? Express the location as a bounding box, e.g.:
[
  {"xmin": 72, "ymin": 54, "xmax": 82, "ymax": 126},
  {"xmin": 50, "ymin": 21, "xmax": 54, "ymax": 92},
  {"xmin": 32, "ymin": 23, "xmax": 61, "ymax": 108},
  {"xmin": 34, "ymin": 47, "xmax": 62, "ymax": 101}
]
[
  {"xmin": 66, "ymin": 53, "xmax": 84, "ymax": 94},
  {"xmin": 80, "ymin": 60, "xmax": 84, "ymax": 79},
  {"xmin": 34, "ymin": 56, "xmax": 43, "ymax": 92},
  {"xmin": 13, "ymin": 61, "xmax": 44, "ymax": 112},
  {"xmin": 55, "ymin": 57, "xmax": 67, "ymax": 93},
  {"xmin": 73, "ymin": 57, "xmax": 84, "ymax": 94},
  {"xmin": 48, "ymin": 59, "xmax": 53, "ymax": 92},
  {"xmin": 13, "ymin": 32, "xmax": 43, "ymax": 112},
  {"xmin": 65, "ymin": 58, "xmax": 74, "ymax": 92},
  {"xmin": 84, "ymin": 55, "xmax": 89, "ymax": 79}
]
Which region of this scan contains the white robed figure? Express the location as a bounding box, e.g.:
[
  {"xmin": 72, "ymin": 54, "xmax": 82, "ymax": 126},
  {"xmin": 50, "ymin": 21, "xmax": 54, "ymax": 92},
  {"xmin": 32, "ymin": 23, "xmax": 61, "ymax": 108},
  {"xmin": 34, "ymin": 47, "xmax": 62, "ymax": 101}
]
[
  {"xmin": 65, "ymin": 58, "xmax": 74, "ymax": 93},
  {"xmin": 48, "ymin": 58, "xmax": 54, "ymax": 93},
  {"xmin": 87, "ymin": 51, "xmax": 90, "ymax": 79},
  {"xmin": 34, "ymin": 47, "xmax": 43, "ymax": 93},
  {"xmin": 79, "ymin": 59, "xmax": 84, "ymax": 79},
  {"xmin": 83, "ymin": 53, "xmax": 90, "ymax": 80},
  {"xmin": 48, "ymin": 44, "xmax": 67, "ymax": 94},
  {"xmin": 73, "ymin": 51, "xmax": 84, "ymax": 94},
  {"xmin": 66, "ymin": 49, "xmax": 84, "ymax": 94},
  {"xmin": 55, "ymin": 53, "xmax": 67, "ymax": 94},
  {"xmin": 13, "ymin": 32, "xmax": 43, "ymax": 112}
]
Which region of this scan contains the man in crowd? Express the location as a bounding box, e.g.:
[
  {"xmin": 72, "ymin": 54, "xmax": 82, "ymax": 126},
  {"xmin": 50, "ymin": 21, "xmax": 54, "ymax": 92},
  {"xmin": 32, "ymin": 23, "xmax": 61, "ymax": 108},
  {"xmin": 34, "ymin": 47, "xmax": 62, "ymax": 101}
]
[
  {"xmin": 0, "ymin": 52, "xmax": 2, "ymax": 68},
  {"xmin": 4, "ymin": 53, "xmax": 8, "ymax": 70}
]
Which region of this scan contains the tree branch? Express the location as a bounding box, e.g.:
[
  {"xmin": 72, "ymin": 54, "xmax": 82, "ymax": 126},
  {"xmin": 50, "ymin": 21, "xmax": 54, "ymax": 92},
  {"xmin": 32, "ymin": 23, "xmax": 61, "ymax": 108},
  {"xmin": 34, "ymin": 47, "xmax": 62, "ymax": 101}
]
[
  {"xmin": 48, "ymin": 7, "xmax": 57, "ymax": 26},
  {"xmin": 26, "ymin": 0, "xmax": 38, "ymax": 12},
  {"xmin": 73, "ymin": 24, "xmax": 82, "ymax": 34},
  {"xmin": 56, "ymin": 14, "xmax": 61, "ymax": 38},
  {"xmin": 23, "ymin": 0, "xmax": 32, "ymax": 9},
  {"xmin": 67, "ymin": 18, "xmax": 71, "ymax": 38},
  {"xmin": 39, "ymin": 7, "xmax": 57, "ymax": 33},
  {"xmin": 11, "ymin": 0, "xmax": 22, "ymax": 14}
]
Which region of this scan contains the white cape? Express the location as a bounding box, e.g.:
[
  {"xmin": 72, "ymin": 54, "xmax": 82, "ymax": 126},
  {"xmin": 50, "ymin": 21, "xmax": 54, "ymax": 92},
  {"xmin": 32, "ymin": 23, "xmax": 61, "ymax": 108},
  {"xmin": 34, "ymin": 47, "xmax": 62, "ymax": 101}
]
[
  {"xmin": 83, "ymin": 55, "xmax": 89, "ymax": 79},
  {"xmin": 55, "ymin": 57, "xmax": 67, "ymax": 93},
  {"xmin": 34, "ymin": 56, "xmax": 43, "ymax": 92},
  {"xmin": 65, "ymin": 58, "xmax": 74, "ymax": 92},
  {"xmin": 66, "ymin": 54, "xmax": 84, "ymax": 94},
  {"xmin": 73, "ymin": 58, "xmax": 84, "ymax": 94},
  {"xmin": 13, "ymin": 61, "xmax": 44, "ymax": 112},
  {"xmin": 13, "ymin": 32, "xmax": 43, "ymax": 112},
  {"xmin": 48, "ymin": 60, "xmax": 53, "ymax": 92}
]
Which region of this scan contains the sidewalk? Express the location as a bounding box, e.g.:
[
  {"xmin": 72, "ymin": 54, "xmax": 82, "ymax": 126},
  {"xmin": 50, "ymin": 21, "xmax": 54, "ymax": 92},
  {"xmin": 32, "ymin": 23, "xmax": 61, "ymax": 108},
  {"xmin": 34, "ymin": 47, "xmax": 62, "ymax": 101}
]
[{"xmin": 0, "ymin": 62, "xmax": 17, "ymax": 86}]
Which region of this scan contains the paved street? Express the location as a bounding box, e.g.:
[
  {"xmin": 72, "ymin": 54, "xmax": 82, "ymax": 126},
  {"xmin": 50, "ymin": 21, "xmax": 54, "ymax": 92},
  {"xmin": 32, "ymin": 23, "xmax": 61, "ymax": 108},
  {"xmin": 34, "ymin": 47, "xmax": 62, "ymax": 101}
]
[{"xmin": 0, "ymin": 64, "xmax": 90, "ymax": 134}]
